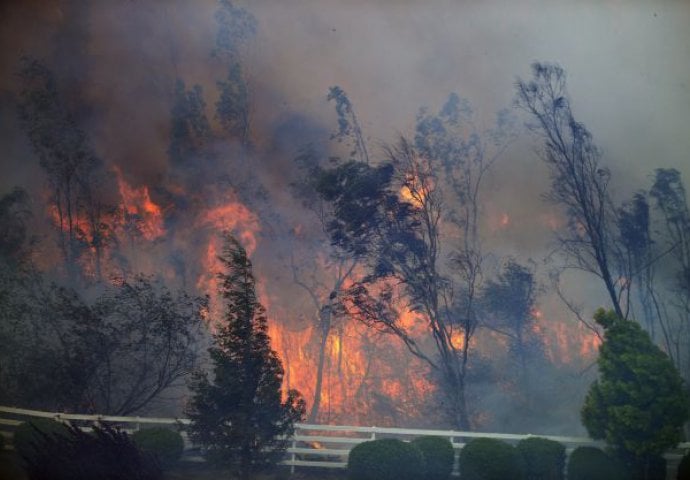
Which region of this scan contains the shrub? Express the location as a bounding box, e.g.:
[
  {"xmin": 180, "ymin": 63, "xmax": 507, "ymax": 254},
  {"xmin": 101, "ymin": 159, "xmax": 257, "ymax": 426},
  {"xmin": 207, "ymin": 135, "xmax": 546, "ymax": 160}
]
[
  {"xmin": 458, "ymin": 437, "xmax": 524, "ymax": 480},
  {"xmin": 411, "ymin": 436, "xmax": 454, "ymax": 480},
  {"xmin": 131, "ymin": 427, "xmax": 184, "ymax": 467},
  {"xmin": 13, "ymin": 418, "xmax": 69, "ymax": 457},
  {"xmin": 618, "ymin": 452, "xmax": 666, "ymax": 480},
  {"xmin": 516, "ymin": 437, "xmax": 565, "ymax": 480},
  {"xmin": 566, "ymin": 446, "xmax": 627, "ymax": 480},
  {"xmin": 21, "ymin": 422, "xmax": 163, "ymax": 480},
  {"xmin": 347, "ymin": 438, "xmax": 424, "ymax": 480},
  {"xmin": 678, "ymin": 451, "xmax": 690, "ymax": 480}
]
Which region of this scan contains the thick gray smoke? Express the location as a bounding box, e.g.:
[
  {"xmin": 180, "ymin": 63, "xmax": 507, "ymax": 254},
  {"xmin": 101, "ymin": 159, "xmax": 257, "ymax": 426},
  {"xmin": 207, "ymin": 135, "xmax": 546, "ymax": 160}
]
[{"xmin": 1, "ymin": 0, "xmax": 688, "ymax": 432}]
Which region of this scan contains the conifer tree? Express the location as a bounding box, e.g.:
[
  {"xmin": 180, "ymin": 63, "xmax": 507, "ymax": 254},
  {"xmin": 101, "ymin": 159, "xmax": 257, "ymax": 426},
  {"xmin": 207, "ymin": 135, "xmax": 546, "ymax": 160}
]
[
  {"xmin": 186, "ymin": 233, "xmax": 305, "ymax": 475},
  {"xmin": 582, "ymin": 308, "xmax": 689, "ymax": 480}
]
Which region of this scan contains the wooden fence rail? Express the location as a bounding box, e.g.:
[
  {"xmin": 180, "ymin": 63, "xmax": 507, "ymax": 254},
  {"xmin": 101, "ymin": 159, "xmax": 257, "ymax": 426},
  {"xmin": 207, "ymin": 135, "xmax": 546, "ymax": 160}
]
[{"xmin": 2, "ymin": 405, "xmax": 689, "ymax": 477}]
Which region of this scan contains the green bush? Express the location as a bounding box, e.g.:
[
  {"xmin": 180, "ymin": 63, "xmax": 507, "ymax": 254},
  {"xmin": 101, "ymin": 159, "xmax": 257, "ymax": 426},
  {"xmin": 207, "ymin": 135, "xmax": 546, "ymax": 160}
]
[
  {"xmin": 411, "ymin": 436, "xmax": 454, "ymax": 480},
  {"xmin": 516, "ymin": 437, "xmax": 565, "ymax": 480},
  {"xmin": 13, "ymin": 418, "xmax": 70, "ymax": 457},
  {"xmin": 458, "ymin": 437, "xmax": 524, "ymax": 480},
  {"xmin": 567, "ymin": 446, "xmax": 627, "ymax": 480},
  {"xmin": 347, "ymin": 438, "xmax": 424, "ymax": 480},
  {"xmin": 678, "ymin": 450, "xmax": 690, "ymax": 480},
  {"xmin": 131, "ymin": 427, "xmax": 184, "ymax": 467}
]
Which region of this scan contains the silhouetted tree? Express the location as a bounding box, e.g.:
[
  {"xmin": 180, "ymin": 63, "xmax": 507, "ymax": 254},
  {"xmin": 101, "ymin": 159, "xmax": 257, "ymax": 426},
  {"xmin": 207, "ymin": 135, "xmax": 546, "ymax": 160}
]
[
  {"xmin": 186, "ymin": 233, "xmax": 305, "ymax": 476},
  {"xmin": 0, "ymin": 275, "xmax": 206, "ymax": 414},
  {"xmin": 649, "ymin": 168, "xmax": 690, "ymax": 377},
  {"xmin": 17, "ymin": 58, "xmax": 114, "ymax": 282},
  {"xmin": 213, "ymin": 0, "xmax": 256, "ymax": 148},
  {"xmin": 314, "ymin": 93, "xmax": 515, "ymax": 429},
  {"xmin": 515, "ymin": 62, "xmax": 627, "ymax": 319},
  {"xmin": 483, "ymin": 259, "xmax": 542, "ymax": 369}
]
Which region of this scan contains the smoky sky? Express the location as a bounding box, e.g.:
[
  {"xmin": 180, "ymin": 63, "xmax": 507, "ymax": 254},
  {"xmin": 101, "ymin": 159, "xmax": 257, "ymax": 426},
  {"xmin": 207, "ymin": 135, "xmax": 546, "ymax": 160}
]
[{"xmin": 1, "ymin": 0, "xmax": 689, "ymax": 320}]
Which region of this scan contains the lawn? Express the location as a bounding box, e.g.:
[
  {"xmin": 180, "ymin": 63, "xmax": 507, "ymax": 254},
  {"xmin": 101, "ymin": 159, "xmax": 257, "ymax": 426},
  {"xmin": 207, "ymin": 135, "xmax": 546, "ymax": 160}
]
[{"xmin": 0, "ymin": 451, "xmax": 347, "ymax": 480}]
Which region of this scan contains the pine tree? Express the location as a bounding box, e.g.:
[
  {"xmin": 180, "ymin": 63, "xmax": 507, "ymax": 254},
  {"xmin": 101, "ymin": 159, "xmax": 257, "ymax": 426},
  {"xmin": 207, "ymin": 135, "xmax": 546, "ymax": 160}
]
[
  {"xmin": 186, "ymin": 233, "xmax": 305, "ymax": 475},
  {"xmin": 582, "ymin": 308, "xmax": 689, "ymax": 480}
]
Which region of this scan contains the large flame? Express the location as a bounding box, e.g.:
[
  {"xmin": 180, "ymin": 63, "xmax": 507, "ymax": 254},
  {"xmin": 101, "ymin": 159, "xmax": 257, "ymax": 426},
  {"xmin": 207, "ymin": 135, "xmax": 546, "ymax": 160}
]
[{"xmin": 115, "ymin": 168, "xmax": 165, "ymax": 241}]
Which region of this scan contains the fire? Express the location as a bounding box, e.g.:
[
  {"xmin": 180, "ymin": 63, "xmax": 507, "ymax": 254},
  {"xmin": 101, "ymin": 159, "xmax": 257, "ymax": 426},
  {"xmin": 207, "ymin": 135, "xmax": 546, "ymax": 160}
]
[
  {"xmin": 115, "ymin": 168, "xmax": 165, "ymax": 240},
  {"xmin": 450, "ymin": 330, "xmax": 465, "ymax": 349},
  {"xmin": 267, "ymin": 307, "xmax": 436, "ymax": 425},
  {"xmin": 202, "ymin": 201, "xmax": 259, "ymax": 255},
  {"xmin": 196, "ymin": 198, "xmax": 261, "ymax": 319}
]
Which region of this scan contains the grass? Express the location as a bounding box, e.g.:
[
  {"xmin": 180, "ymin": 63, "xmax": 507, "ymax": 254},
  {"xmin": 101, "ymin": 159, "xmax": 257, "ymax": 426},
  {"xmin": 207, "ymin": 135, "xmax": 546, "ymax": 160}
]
[{"xmin": 0, "ymin": 450, "xmax": 347, "ymax": 480}]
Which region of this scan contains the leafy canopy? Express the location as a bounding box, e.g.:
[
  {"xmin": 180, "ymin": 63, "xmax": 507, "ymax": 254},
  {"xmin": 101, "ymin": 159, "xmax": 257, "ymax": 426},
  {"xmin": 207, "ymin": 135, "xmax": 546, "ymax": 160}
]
[{"xmin": 582, "ymin": 309, "xmax": 689, "ymax": 459}]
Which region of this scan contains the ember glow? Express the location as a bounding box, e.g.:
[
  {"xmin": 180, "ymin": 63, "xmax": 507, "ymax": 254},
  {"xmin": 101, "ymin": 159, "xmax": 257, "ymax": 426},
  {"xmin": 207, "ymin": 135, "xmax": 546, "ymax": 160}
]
[{"xmin": 115, "ymin": 169, "xmax": 165, "ymax": 241}]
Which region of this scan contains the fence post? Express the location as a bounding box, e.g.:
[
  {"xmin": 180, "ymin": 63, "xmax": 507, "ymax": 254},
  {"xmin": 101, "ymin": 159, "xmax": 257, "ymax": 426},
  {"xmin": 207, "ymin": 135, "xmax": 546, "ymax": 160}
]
[
  {"xmin": 290, "ymin": 426, "xmax": 297, "ymax": 475},
  {"xmin": 371, "ymin": 426, "xmax": 376, "ymax": 440}
]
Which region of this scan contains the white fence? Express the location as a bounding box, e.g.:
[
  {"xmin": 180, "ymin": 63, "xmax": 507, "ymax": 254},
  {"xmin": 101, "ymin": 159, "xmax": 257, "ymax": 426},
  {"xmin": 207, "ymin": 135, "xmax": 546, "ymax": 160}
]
[{"xmin": 2, "ymin": 405, "xmax": 689, "ymax": 477}]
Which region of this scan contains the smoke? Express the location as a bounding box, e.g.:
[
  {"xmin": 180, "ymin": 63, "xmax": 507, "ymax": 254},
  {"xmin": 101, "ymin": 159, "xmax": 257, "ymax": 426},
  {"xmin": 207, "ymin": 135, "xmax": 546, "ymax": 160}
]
[{"xmin": 1, "ymin": 0, "xmax": 689, "ymax": 429}]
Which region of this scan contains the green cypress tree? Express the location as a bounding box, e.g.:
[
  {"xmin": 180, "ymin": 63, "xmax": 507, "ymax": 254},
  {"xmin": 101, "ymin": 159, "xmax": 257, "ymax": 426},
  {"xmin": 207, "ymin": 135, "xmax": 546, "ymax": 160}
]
[
  {"xmin": 186, "ymin": 233, "xmax": 305, "ymax": 476},
  {"xmin": 582, "ymin": 308, "xmax": 689, "ymax": 479}
]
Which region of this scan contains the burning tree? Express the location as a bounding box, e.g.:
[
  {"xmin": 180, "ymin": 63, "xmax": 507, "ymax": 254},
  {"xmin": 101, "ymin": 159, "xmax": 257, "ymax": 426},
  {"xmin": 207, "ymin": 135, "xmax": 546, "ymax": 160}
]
[
  {"xmin": 314, "ymin": 93, "xmax": 515, "ymax": 429},
  {"xmin": 18, "ymin": 57, "xmax": 116, "ymax": 283},
  {"xmin": 186, "ymin": 233, "xmax": 305, "ymax": 475}
]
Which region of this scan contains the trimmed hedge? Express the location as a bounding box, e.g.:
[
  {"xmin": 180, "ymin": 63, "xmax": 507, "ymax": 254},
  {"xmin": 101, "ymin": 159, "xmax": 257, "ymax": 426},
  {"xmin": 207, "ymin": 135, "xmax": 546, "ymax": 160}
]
[
  {"xmin": 347, "ymin": 438, "xmax": 424, "ymax": 480},
  {"xmin": 13, "ymin": 418, "xmax": 70, "ymax": 458},
  {"xmin": 131, "ymin": 427, "xmax": 184, "ymax": 467},
  {"xmin": 566, "ymin": 447, "xmax": 627, "ymax": 480},
  {"xmin": 411, "ymin": 436, "xmax": 454, "ymax": 480},
  {"xmin": 678, "ymin": 451, "xmax": 690, "ymax": 480},
  {"xmin": 516, "ymin": 437, "xmax": 565, "ymax": 480},
  {"xmin": 458, "ymin": 437, "xmax": 524, "ymax": 480}
]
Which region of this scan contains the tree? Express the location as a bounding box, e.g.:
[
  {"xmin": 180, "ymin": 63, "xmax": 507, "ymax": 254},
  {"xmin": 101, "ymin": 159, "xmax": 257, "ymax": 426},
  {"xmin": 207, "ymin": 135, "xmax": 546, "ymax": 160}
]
[
  {"xmin": 581, "ymin": 308, "xmax": 689, "ymax": 479},
  {"xmin": 314, "ymin": 92, "xmax": 515, "ymax": 429},
  {"xmin": 185, "ymin": 233, "xmax": 305, "ymax": 476},
  {"xmin": 0, "ymin": 275, "xmax": 206, "ymax": 415},
  {"xmin": 515, "ymin": 63, "xmax": 628, "ymax": 319},
  {"xmin": 482, "ymin": 259, "xmax": 544, "ymax": 407},
  {"xmin": 649, "ymin": 168, "xmax": 690, "ymax": 378},
  {"xmin": 213, "ymin": 0, "xmax": 256, "ymax": 149},
  {"xmin": 17, "ymin": 58, "xmax": 115, "ymax": 282}
]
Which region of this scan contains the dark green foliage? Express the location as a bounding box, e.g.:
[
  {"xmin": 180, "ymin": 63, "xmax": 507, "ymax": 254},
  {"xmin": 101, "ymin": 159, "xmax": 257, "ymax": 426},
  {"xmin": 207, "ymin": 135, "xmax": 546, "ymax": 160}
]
[
  {"xmin": 678, "ymin": 450, "xmax": 690, "ymax": 480},
  {"xmin": 566, "ymin": 446, "xmax": 627, "ymax": 480},
  {"xmin": 458, "ymin": 438, "xmax": 524, "ymax": 480},
  {"xmin": 516, "ymin": 437, "xmax": 565, "ymax": 480},
  {"xmin": 581, "ymin": 309, "xmax": 689, "ymax": 477},
  {"xmin": 617, "ymin": 452, "xmax": 666, "ymax": 480},
  {"xmin": 411, "ymin": 436, "xmax": 454, "ymax": 480},
  {"xmin": 347, "ymin": 438, "xmax": 424, "ymax": 480},
  {"xmin": 186, "ymin": 234, "xmax": 305, "ymax": 476},
  {"xmin": 20, "ymin": 422, "xmax": 162, "ymax": 480},
  {"xmin": 131, "ymin": 427, "xmax": 184, "ymax": 467},
  {"xmin": 13, "ymin": 419, "xmax": 69, "ymax": 458}
]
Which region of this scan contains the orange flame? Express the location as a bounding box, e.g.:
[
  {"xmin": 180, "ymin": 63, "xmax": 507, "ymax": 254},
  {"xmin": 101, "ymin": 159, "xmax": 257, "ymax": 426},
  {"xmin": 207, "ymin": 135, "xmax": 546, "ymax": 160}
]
[{"xmin": 115, "ymin": 168, "xmax": 165, "ymax": 240}]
